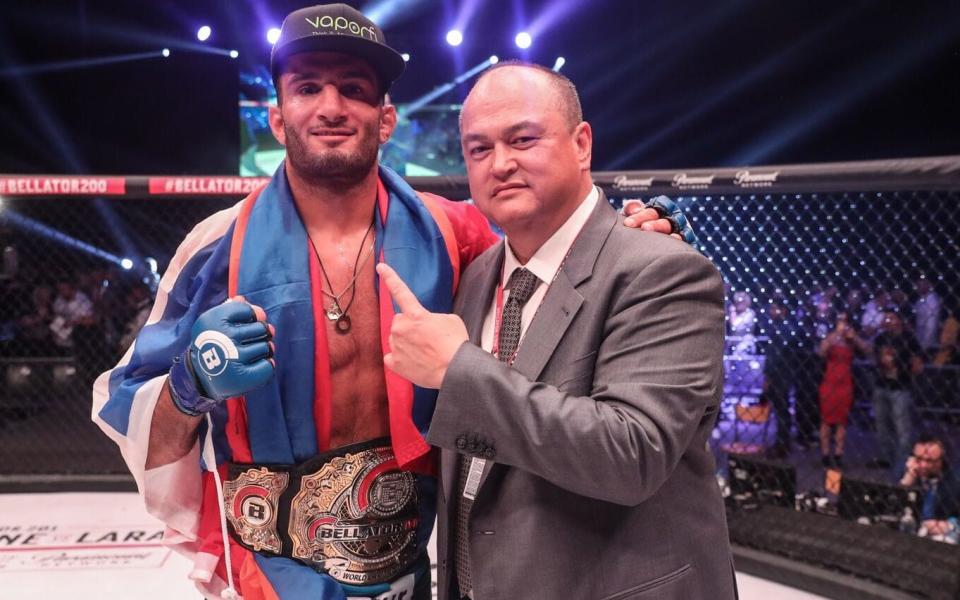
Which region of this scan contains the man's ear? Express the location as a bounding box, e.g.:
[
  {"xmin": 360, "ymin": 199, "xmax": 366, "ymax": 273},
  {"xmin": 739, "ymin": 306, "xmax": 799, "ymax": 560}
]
[
  {"xmin": 379, "ymin": 102, "xmax": 398, "ymax": 144},
  {"xmin": 268, "ymin": 104, "xmax": 286, "ymax": 146},
  {"xmin": 574, "ymin": 121, "xmax": 592, "ymax": 171}
]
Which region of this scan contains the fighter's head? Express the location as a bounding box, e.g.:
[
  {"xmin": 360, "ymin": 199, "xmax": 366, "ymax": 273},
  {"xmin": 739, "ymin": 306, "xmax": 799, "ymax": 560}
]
[
  {"xmin": 271, "ymin": 3, "xmax": 405, "ymax": 98},
  {"xmin": 268, "ymin": 4, "xmax": 404, "ymax": 187}
]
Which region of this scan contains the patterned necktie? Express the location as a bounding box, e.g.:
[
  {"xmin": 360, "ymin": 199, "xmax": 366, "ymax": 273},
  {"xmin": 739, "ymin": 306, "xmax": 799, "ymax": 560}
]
[{"xmin": 455, "ymin": 267, "xmax": 540, "ymax": 598}]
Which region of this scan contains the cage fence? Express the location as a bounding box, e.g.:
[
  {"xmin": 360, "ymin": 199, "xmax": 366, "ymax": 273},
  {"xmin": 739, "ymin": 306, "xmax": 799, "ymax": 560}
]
[{"xmin": 1, "ymin": 156, "xmax": 958, "ymax": 597}]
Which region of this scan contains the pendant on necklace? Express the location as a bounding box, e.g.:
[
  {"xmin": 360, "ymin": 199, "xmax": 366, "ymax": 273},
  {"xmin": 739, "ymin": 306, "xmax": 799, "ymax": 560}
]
[
  {"xmin": 326, "ymin": 305, "xmax": 343, "ymax": 321},
  {"xmin": 334, "ymin": 314, "xmax": 352, "ymax": 334}
]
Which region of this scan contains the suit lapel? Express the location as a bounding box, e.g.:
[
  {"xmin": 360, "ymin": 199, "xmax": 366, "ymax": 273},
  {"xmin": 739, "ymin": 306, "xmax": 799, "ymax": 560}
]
[
  {"xmin": 508, "ymin": 194, "xmax": 618, "ymax": 381},
  {"xmin": 457, "ymin": 243, "xmax": 503, "ymax": 344},
  {"xmin": 476, "ymin": 193, "xmax": 619, "ymax": 491}
]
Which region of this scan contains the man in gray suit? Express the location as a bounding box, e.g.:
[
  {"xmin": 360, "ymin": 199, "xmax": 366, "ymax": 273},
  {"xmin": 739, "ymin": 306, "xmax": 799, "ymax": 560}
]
[{"xmin": 377, "ymin": 62, "xmax": 735, "ymax": 600}]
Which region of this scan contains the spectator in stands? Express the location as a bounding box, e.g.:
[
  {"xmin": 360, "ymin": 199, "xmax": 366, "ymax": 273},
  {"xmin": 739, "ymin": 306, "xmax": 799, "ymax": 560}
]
[
  {"xmin": 842, "ymin": 287, "xmax": 867, "ymax": 324},
  {"xmin": 16, "ymin": 284, "xmax": 55, "ymax": 356},
  {"xmin": 817, "ymin": 312, "xmax": 869, "ymax": 469},
  {"xmin": 861, "ymin": 288, "xmax": 891, "ymax": 339},
  {"xmin": 762, "ymin": 296, "xmax": 800, "ymax": 458},
  {"xmin": 794, "ymin": 295, "xmax": 832, "ymax": 449},
  {"xmin": 890, "ymin": 288, "xmax": 914, "ymax": 329},
  {"xmin": 50, "ymin": 279, "xmax": 94, "ymax": 351},
  {"xmin": 914, "ymin": 275, "xmax": 942, "ymax": 351},
  {"xmin": 933, "ymin": 307, "xmax": 957, "ymax": 367},
  {"xmin": 728, "ymin": 290, "xmax": 757, "ymax": 355},
  {"xmin": 869, "ymin": 309, "xmax": 924, "ymax": 476},
  {"xmin": 900, "ymin": 434, "xmax": 959, "ymax": 541}
]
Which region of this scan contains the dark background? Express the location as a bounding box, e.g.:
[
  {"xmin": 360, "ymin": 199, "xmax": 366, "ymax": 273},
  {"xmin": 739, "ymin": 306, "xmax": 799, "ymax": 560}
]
[{"xmin": 1, "ymin": 0, "xmax": 958, "ymax": 176}]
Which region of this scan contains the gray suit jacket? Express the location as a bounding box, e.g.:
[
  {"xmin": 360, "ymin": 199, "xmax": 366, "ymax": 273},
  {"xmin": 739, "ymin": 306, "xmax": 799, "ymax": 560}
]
[{"xmin": 426, "ymin": 196, "xmax": 736, "ymax": 600}]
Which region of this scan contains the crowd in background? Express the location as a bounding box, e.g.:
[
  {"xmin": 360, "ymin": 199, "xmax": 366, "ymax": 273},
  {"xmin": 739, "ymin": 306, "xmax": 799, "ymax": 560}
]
[{"xmin": 0, "ymin": 267, "xmax": 153, "ymax": 381}]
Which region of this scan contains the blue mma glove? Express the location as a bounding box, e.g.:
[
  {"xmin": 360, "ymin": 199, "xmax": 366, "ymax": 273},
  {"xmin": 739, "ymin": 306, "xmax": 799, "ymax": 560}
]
[
  {"xmin": 168, "ymin": 299, "xmax": 275, "ymax": 416},
  {"xmin": 645, "ymin": 196, "xmax": 700, "ymax": 247}
]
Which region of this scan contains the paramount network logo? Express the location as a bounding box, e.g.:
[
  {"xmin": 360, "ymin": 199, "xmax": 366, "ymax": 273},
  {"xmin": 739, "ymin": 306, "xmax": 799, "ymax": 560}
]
[
  {"xmin": 672, "ymin": 173, "xmax": 715, "ymax": 190},
  {"xmin": 733, "ymin": 170, "xmax": 780, "ymax": 188},
  {"xmin": 305, "ymin": 15, "xmax": 378, "ymax": 41},
  {"xmin": 612, "ymin": 174, "xmax": 654, "ymax": 191}
]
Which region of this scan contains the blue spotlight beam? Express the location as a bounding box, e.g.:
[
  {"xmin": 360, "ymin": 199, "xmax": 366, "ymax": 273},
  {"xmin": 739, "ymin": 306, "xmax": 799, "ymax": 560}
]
[
  {"xmin": 400, "ymin": 58, "xmax": 496, "ymax": 117},
  {"xmin": 731, "ymin": 17, "xmax": 960, "ymax": 165},
  {"xmin": 0, "ymin": 39, "xmax": 150, "ymax": 267},
  {"xmin": 527, "ymin": 0, "xmax": 588, "ymax": 38},
  {"xmin": 0, "ymin": 51, "xmax": 169, "ymax": 78},
  {"xmin": 605, "ymin": 7, "xmax": 861, "ymax": 170},
  {"xmin": 362, "ymin": 0, "xmax": 430, "ymax": 28},
  {"xmin": 0, "ymin": 209, "xmax": 125, "ymax": 267},
  {"xmin": 451, "ymin": 0, "xmax": 484, "ymax": 31}
]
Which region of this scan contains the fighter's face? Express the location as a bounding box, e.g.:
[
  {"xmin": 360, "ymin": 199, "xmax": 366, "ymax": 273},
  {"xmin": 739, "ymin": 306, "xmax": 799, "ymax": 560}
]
[{"xmin": 269, "ymin": 52, "xmax": 396, "ymax": 186}]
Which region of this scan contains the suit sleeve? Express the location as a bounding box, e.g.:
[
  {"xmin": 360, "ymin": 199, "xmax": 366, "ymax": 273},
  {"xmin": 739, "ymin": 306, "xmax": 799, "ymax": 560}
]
[{"xmin": 427, "ymin": 251, "xmax": 725, "ymax": 506}]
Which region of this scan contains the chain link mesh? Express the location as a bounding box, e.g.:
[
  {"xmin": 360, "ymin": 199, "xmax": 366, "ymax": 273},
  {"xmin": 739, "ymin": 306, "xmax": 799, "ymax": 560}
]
[{"xmin": 1, "ymin": 182, "xmax": 958, "ymax": 590}]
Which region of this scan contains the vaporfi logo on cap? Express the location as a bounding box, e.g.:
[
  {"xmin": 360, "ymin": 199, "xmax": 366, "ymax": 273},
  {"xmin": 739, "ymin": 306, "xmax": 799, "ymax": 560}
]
[{"xmin": 304, "ymin": 14, "xmax": 378, "ymax": 41}]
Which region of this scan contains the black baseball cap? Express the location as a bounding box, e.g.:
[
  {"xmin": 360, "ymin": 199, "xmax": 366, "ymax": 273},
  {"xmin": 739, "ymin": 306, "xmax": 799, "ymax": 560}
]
[{"xmin": 270, "ymin": 3, "xmax": 406, "ymax": 93}]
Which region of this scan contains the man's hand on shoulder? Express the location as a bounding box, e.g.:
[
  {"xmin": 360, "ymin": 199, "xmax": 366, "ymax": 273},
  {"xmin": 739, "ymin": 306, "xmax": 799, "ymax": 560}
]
[
  {"xmin": 378, "ymin": 263, "xmax": 469, "ymax": 389},
  {"xmin": 622, "ymin": 196, "xmax": 699, "ymax": 246}
]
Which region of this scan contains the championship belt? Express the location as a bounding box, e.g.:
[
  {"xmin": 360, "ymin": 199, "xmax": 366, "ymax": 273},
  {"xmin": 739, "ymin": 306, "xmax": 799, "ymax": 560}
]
[{"xmin": 223, "ymin": 438, "xmax": 420, "ymax": 586}]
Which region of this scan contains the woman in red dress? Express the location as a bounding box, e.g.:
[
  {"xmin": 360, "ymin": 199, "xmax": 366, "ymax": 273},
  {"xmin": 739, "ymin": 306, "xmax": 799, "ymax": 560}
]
[{"xmin": 818, "ymin": 312, "xmax": 869, "ymax": 469}]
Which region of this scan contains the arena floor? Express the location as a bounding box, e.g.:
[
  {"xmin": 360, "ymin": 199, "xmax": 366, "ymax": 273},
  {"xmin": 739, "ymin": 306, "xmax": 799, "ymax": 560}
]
[{"xmin": 0, "ymin": 492, "xmax": 826, "ymax": 600}]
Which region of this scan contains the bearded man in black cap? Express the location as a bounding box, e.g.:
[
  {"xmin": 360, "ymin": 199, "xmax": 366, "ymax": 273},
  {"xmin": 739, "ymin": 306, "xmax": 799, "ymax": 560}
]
[{"xmin": 93, "ymin": 4, "xmax": 680, "ymax": 599}]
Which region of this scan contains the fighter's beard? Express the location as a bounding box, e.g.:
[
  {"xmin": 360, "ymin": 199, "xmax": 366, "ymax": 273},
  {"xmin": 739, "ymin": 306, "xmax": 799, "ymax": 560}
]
[{"xmin": 284, "ymin": 118, "xmax": 380, "ymax": 190}]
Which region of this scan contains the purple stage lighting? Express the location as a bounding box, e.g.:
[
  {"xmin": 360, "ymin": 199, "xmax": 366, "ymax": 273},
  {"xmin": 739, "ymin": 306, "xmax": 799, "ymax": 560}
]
[
  {"xmin": 197, "ymin": 25, "xmax": 211, "ymax": 42},
  {"xmin": 267, "ymin": 28, "xmax": 281, "ymax": 45},
  {"xmin": 515, "ymin": 32, "xmax": 532, "ymax": 49},
  {"xmin": 446, "ymin": 29, "xmax": 463, "ymax": 47}
]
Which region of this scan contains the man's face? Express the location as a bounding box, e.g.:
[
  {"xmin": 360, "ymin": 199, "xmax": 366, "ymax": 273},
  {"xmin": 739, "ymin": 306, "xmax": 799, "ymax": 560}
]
[
  {"xmin": 269, "ymin": 52, "xmax": 396, "ymax": 186},
  {"xmin": 882, "ymin": 312, "xmax": 903, "ymax": 333},
  {"xmin": 913, "ymin": 442, "xmax": 944, "ymax": 479},
  {"xmin": 460, "ymin": 67, "xmax": 591, "ymax": 235}
]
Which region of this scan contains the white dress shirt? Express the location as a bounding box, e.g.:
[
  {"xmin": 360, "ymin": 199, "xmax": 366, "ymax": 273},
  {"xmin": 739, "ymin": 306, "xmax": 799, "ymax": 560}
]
[{"xmin": 480, "ymin": 186, "xmax": 600, "ymax": 354}]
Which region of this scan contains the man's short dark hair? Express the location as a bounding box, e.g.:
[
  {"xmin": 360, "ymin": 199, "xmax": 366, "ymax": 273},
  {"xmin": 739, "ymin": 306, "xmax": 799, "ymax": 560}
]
[
  {"xmin": 462, "ymin": 60, "xmax": 583, "ymax": 131},
  {"xmin": 914, "ymin": 432, "xmax": 946, "ymax": 454}
]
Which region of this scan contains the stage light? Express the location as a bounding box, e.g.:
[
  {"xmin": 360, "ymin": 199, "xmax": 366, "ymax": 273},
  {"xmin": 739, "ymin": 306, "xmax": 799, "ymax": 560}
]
[
  {"xmin": 552, "ymin": 56, "xmax": 566, "ymax": 71},
  {"xmin": 515, "ymin": 32, "xmax": 532, "ymax": 49},
  {"xmin": 446, "ymin": 29, "xmax": 463, "ymax": 47},
  {"xmin": 401, "ymin": 56, "xmax": 501, "ymax": 116},
  {"xmin": 401, "ymin": 53, "xmax": 411, "ymax": 62},
  {"xmin": 229, "ymin": 50, "xmax": 239, "ymax": 59},
  {"xmin": 197, "ymin": 26, "xmax": 211, "ymax": 42},
  {"xmin": 267, "ymin": 28, "xmax": 281, "ymax": 45},
  {"xmin": 161, "ymin": 48, "xmax": 171, "ymax": 58},
  {"xmin": 489, "ymin": 55, "xmax": 499, "ymax": 64},
  {"xmin": 121, "ymin": 258, "xmax": 134, "ymax": 270}
]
